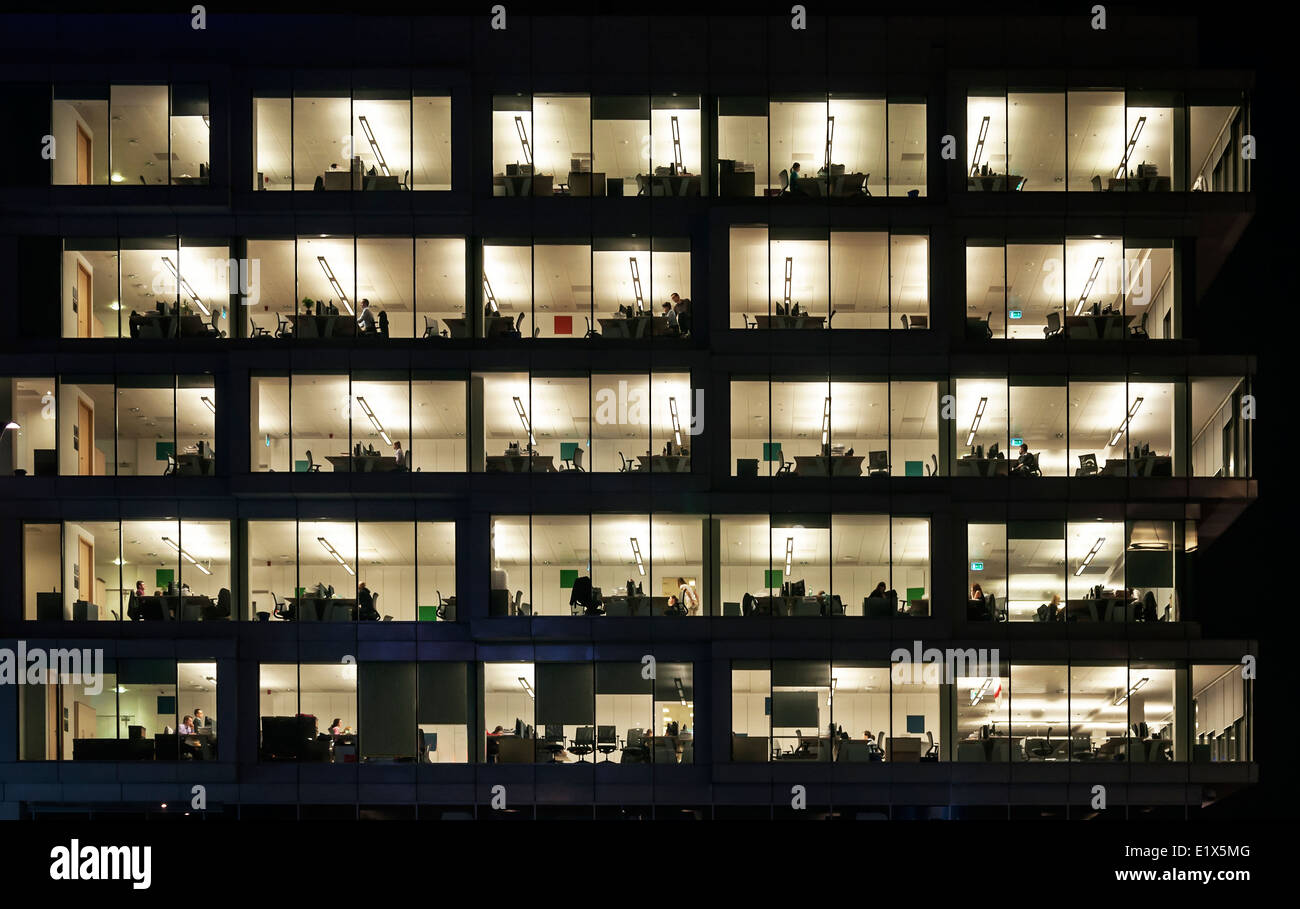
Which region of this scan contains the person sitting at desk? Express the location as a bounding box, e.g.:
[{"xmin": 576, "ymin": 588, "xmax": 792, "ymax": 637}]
[
  {"xmin": 329, "ymin": 718, "xmax": 343, "ymax": 739},
  {"xmin": 1010, "ymin": 443, "xmax": 1039, "ymax": 476},
  {"xmin": 357, "ymin": 298, "xmax": 376, "ymax": 333},
  {"xmin": 787, "ymin": 161, "xmax": 802, "ymax": 193},
  {"xmin": 677, "ymin": 577, "xmax": 700, "ymax": 616},
  {"xmin": 970, "ymin": 583, "xmax": 985, "ymax": 605},
  {"xmin": 665, "ymin": 595, "xmax": 686, "ymax": 616},
  {"xmin": 357, "ymin": 581, "xmax": 380, "ymax": 621},
  {"xmin": 871, "ymin": 581, "xmax": 888, "ymax": 599},
  {"xmin": 393, "ymin": 441, "xmax": 406, "ymax": 469},
  {"xmin": 486, "ymin": 726, "xmax": 504, "ymax": 763},
  {"xmin": 194, "ymin": 708, "xmax": 212, "ymax": 729},
  {"xmin": 179, "ymin": 716, "xmax": 195, "ymax": 735},
  {"xmin": 135, "ymin": 579, "xmax": 146, "ymax": 598},
  {"xmin": 661, "ymin": 300, "xmax": 678, "ymax": 333}
]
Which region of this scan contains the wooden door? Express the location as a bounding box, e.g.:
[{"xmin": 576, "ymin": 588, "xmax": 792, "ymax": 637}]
[
  {"xmin": 76, "ymin": 124, "xmax": 92, "ymax": 185},
  {"xmin": 74, "ymin": 701, "xmax": 96, "ymax": 739},
  {"xmin": 76, "ymin": 263, "xmax": 92, "ymax": 338},
  {"xmin": 78, "ymin": 537, "xmax": 93, "ymax": 605},
  {"xmin": 77, "ymin": 399, "xmax": 93, "ymax": 475}
]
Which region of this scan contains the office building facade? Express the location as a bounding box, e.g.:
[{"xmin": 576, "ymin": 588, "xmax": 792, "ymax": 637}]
[{"xmin": 0, "ymin": 10, "xmax": 1258, "ymax": 819}]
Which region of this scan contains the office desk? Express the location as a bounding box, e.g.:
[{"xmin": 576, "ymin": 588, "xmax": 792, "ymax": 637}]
[
  {"xmin": 1097, "ymin": 455, "xmax": 1172, "ymax": 477},
  {"xmin": 481, "ymin": 315, "xmax": 520, "ymax": 337},
  {"xmin": 1107, "ymin": 176, "xmax": 1171, "ymax": 192},
  {"xmin": 133, "ymin": 594, "xmax": 217, "ymax": 621},
  {"xmin": 171, "ymin": 176, "xmax": 208, "ymax": 187},
  {"xmin": 967, "ymin": 173, "xmax": 1026, "ymax": 191},
  {"xmin": 797, "ymin": 172, "xmax": 869, "ymax": 198},
  {"xmin": 954, "ymin": 457, "xmax": 1009, "ymax": 477},
  {"xmin": 497, "ymin": 174, "xmax": 552, "ymax": 196},
  {"xmin": 485, "ymin": 454, "xmax": 556, "ymax": 473},
  {"xmin": 1065, "ymin": 313, "xmax": 1134, "ymax": 340},
  {"xmin": 637, "ymin": 454, "xmax": 691, "ymax": 473},
  {"xmin": 325, "ymin": 454, "xmax": 402, "ymax": 473},
  {"xmin": 753, "ymin": 595, "xmax": 829, "ymax": 617},
  {"xmin": 289, "ymin": 597, "xmax": 358, "ymax": 622},
  {"xmin": 753, "ymin": 314, "xmax": 826, "ymax": 330},
  {"xmin": 1066, "ymin": 597, "xmax": 1136, "ymax": 622},
  {"xmin": 718, "ymin": 170, "xmax": 756, "ymax": 197},
  {"xmin": 322, "ymin": 170, "xmax": 359, "ymax": 191},
  {"xmin": 886, "ymin": 736, "xmax": 925, "ymax": 762},
  {"xmin": 491, "ymin": 735, "xmax": 534, "ymax": 764},
  {"xmin": 731, "ymin": 735, "xmax": 769, "ymax": 763},
  {"xmin": 566, "ymin": 171, "xmax": 606, "ymax": 196},
  {"xmin": 602, "ymin": 595, "xmax": 654, "ymax": 617},
  {"xmin": 362, "ymin": 174, "xmax": 402, "ymax": 191},
  {"xmin": 793, "ymin": 454, "xmax": 863, "ymax": 477},
  {"xmin": 638, "ymin": 174, "xmax": 702, "ymax": 196},
  {"xmin": 174, "ymin": 453, "xmax": 215, "ymax": 476},
  {"xmin": 598, "ymin": 316, "xmax": 675, "ymax": 339},
  {"xmin": 290, "ymin": 314, "xmax": 357, "ymax": 339}
]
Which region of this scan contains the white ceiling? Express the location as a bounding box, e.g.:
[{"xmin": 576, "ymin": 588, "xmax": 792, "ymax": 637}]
[
  {"xmin": 731, "ymin": 380, "xmax": 939, "ymax": 441},
  {"xmin": 247, "ymin": 520, "xmax": 455, "ymax": 567}
]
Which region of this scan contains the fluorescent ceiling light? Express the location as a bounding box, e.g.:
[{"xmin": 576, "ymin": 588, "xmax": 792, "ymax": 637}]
[
  {"xmin": 629, "ymin": 257, "xmax": 644, "ymax": 311},
  {"xmin": 669, "ymin": 396, "xmax": 682, "ymax": 446},
  {"xmin": 1073, "ymin": 257, "xmax": 1105, "ymax": 315},
  {"xmin": 200, "ymin": 395, "xmax": 215, "ymax": 414},
  {"xmin": 518, "ymin": 676, "xmax": 535, "ymax": 699},
  {"xmin": 1108, "ymin": 395, "xmax": 1144, "ymax": 447},
  {"xmin": 483, "ymin": 274, "xmax": 498, "ymax": 314},
  {"xmin": 969, "ymin": 115, "xmax": 990, "ymax": 175},
  {"xmin": 821, "ymin": 396, "xmax": 831, "ymax": 445},
  {"xmin": 317, "ymin": 536, "xmax": 355, "ymax": 576},
  {"xmin": 671, "ymin": 115, "xmax": 683, "ymax": 170},
  {"xmin": 514, "ymin": 116, "xmax": 532, "ymax": 166},
  {"xmin": 356, "ymin": 396, "xmax": 392, "ymax": 446},
  {"xmin": 316, "ymin": 256, "xmax": 354, "ymax": 315},
  {"xmin": 1114, "ymin": 676, "xmax": 1150, "ymax": 706},
  {"xmin": 785, "ymin": 536, "xmax": 794, "ymax": 577},
  {"xmin": 161, "ymin": 256, "xmax": 210, "ymax": 317},
  {"xmin": 1116, "ymin": 115, "xmax": 1147, "ymax": 179},
  {"xmin": 630, "ymin": 537, "xmax": 646, "ymax": 576},
  {"xmin": 1074, "ymin": 536, "xmax": 1105, "ymax": 576},
  {"xmin": 675, "ymin": 677, "xmax": 687, "ymax": 706},
  {"xmin": 966, "ymin": 396, "xmax": 988, "ymax": 447},
  {"xmin": 783, "ymin": 256, "xmax": 793, "ymax": 307},
  {"xmin": 161, "ymin": 535, "xmax": 212, "ymax": 575},
  {"xmin": 356, "ymin": 115, "xmax": 390, "ymax": 177},
  {"xmin": 512, "ymin": 395, "xmax": 534, "ymax": 445},
  {"xmin": 824, "ymin": 114, "xmax": 835, "ymax": 171}
]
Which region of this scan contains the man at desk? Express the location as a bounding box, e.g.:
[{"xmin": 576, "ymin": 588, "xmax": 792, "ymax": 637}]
[
  {"xmin": 357, "ymin": 298, "xmax": 376, "ymax": 333},
  {"xmin": 662, "ymin": 300, "xmax": 678, "ymax": 333},
  {"xmin": 194, "ymin": 708, "xmax": 212, "ymax": 729},
  {"xmin": 1010, "ymin": 443, "xmax": 1039, "ymax": 476}
]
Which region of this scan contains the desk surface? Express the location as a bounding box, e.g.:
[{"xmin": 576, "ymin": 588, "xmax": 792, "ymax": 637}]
[
  {"xmin": 598, "ymin": 315, "xmax": 675, "ymax": 338},
  {"xmin": 793, "ymin": 454, "xmax": 865, "ymax": 477},
  {"xmin": 290, "ymin": 313, "xmax": 357, "ymax": 337},
  {"xmin": 637, "ymin": 454, "xmax": 691, "ymax": 473},
  {"xmin": 325, "ymin": 454, "xmax": 401, "ymax": 473},
  {"xmin": 753, "ymin": 314, "xmax": 826, "ymax": 330},
  {"xmin": 955, "ymin": 457, "xmax": 1010, "ymax": 477},
  {"xmin": 486, "ymin": 453, "xmax": 556, "ymax": 473}
]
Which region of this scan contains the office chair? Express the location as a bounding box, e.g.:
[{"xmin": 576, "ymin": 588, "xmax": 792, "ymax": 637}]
[
  {"xmin": 511, "ymin": 590, "xmax": 531, "ymax": 616},
  {"xmin": 513, "ymin": 311, "xmax": 525, "ymax": 335},
  {"xmin": 403, "ymin": 169, "xmax": 410, "ymax": 190},
  {"xmin": 617, "ymin": 451, "xmax": 633, "ymax": 473},
  {"xmin": 304, "ymin": 449, "xmax": 322, "ymax": 472},
  {"xmin": 584, "ymin": 315, "xmax": 597, "ymax": 338},
  {"xmin": 377, "ymin": 310, "xmax": 389, "ymax": 338},
  {"xmin": 422, "ymin": 315, "xmax": 438, "ymax": 338},
  {"xmin": 274, "ymin": 314, "xmax": 292, "ymax": 338},
  {"xmin": 1090, "ymin": 174, "xmax": 1103, "ymax": 192},
  {"xmin": 596, "ymin": 726, "xmax": 618, "ymax": 761},
  {"xmin": 249, "ymin": 316, "xmax": 271, "ymax": 338},
  {"xmin": 776, "ymin": 453, "xmax": 794, "ymax": 474},
  {"xmin": 1131, "ymin": 310, "xmax": 1150, "ymax": 339},
  {"xmin": 205, "ymin": 310, "xmax": 225, "ymax": 338},
  {"xmin": 778, "ymin": 168, "xmax": 789, "ymax": 192},
  {"xmin": 872, "ymin": 731, "xmax": 886, "ymax": 760},
  {"xmin": 925, "ymin": 453, "xmax": 938, "ymax": 476},
  {"xmin": 1043, "ymin": 310, "xmax": 1064, "ymax": 339},
  {"xmin": 900, "ymin": 314, "xmax": 910, "ymax": 330},
  {"xmin": 923, "ymin": 731, "xmax": 939, "ymax": 761},
  {"xmin": 1075, "ymin": 453, "xmax": 1098, "ymax": 476},
  {"xmin": 1026, "ymin": 727, "xmax": 1056, "ymax": 760},
  {"xmin": 164, "ymin": 453, "xmax": 178, "ymax": 475},
  {"xmin": 569, "ymin": 726, "xmax": 596, "ymax": 762}
]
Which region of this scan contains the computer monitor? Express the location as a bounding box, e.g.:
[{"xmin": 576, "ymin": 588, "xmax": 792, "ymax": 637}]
[
  {"xmin": 790, "ymin": 579, "xmax": 806, "ymax": 597},
  {"xmin": 868, "ymin": 450, "xmax": 889, "ymax": 471},
  {"xmin": 513, "ymin": 717, "xmax": 523, "ymax": 737}
]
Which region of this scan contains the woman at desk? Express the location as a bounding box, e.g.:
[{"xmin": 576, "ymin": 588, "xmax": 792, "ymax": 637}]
[{"xmin": 787, "ymin": 161, "xmax": 802, "ymax": 193}]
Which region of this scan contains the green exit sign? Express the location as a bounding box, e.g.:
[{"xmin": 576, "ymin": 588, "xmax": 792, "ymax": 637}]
[
  {"xmin": 970, "ymin": 561, "xmax": 984, "ymax": 571},
  {"xmin": 1009, "ymin": 310, "xmax": 1023, "ymax": 319},
  {"xmin": 1010, "ymin": 437, "xmax": 1023, "ymax": 447}
]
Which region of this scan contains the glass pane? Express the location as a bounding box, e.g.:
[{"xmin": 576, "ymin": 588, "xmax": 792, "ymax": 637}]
[
  {"xmin": 729, "ymin": 226, "xmax": 767, "ymax": 329},
  {"xmin": 832, "ymin": 515, "xmax": 889, "ymax": 616},
  {"xmin": 483, "ymin": 662, "xmax": 535, "ymax": 761},
  {"xmin": 591, "ymin": 373, "xmax": 649, "ymax": 473},
  {"xmin": 63, "ymin": 241, "xmax": 120, "ymax": 338},
  {"xmin": 247, "ymin": 520, "xmax": 295, "ymax": 620},
  {"xmin": 8, "ymin": 378, "xmax": 57, "ymax": 476},
  {"xmin": 244, "ymin": 238, "xmax": 293, "ymax": 338},
  {"xmin": 291, "ymin": 374, "xmax": 349, "ymax": 472},
  {"xmin": 169, "ymin": 85, "xmax": 209, "ymax": 185},
  {"xmin": 1067, "ymin": 91, "xmax": 1124, "ymax": 192},
  {"xmin": 891, "ymin": 234, "xmax": 929, "ymax": 329},
  {"xmin": 966, "ymin": 94, "xmax": 1008, "ymax": 188},
  {"xmin": 52, "ymin": 98, "xmax": 109, "ymax": 185},
  {"xmin": 253, "ymin": 96, "xmax": 291, "ymax": 190},
  {"xmin": 1009, "ymin": 381, "xmax": 1067, "ymax": 476},
  {"xmin": 352, "ymin": 97, "xmax": 410, "ymax": 191},
  {"xmin": 888, "ymin": 101, "xmax": 927, "ymax": 197},
  {"xmin": 416, "ymin": 522, "xmax": 456, "ymax": 621},
  {"xmin": 410, "ymin": 378, "xmax": 466, "ymax": 472},
  {"xmin": 490, "ymin": 516, "xmax": 530, "ymax": 617},
  {"xmin": 416, "ymin": 237, "xmax": 466, "ymax": 337},
  {"xmin": 1008, "ymin": 91, "xmax": 1064, "ymax": 191},
  {"xmin": 298, "ymin": 520, "xmax": 357, "ymax": 619},
  {"xmin": 294, "ymin": 95, "xmax": 352, "ymax": 191},
  {"xmin": 68, "ymin": 521, "xmax": 122, "ymax": 621},
  {"xmin": 533, "ymin": 244, "xmax": 591, "ymax": 339},
  {"xmin": 58, "ymin": 379, "xmax": 115, "ymax": 475},
  {"xmin": 123, "ymin": 519, "xmax": 180, "ymax": 616},
  {"xmin": 653, "ymin": 515, "xmax": 705, "ymax": 616},
  {"xmin": 731, "ymin": 663, "xmax": 771, "ymax": 761},
  {"xmin": 117, "ymin": 378, "xmax": 174, "ymax": 476},
  {"xmin": 1010, "ymin": 664, "xmax": 1067, "ymax": 760},
  {"xmin": 179, "ymin": 519, "xmax": 229, "ymax": 618},
  {"xmin": 358, "ymin": 522, "xmax": 412, "ymax": 620},
  {"xmin": 357, "ymin": 238, "xmax": 413, "ymax": 337},
  {"xmin": 831, "ymin": 232, "xmax": 888, "ymax": 329},
  {"xmin": 531, "ymin": 516, "xmax": 590, "ymax": 616},
  {"xmin": 730, "ymin": 380, "xmax": 768, "ymax": 476},
  {"xmin": 412, "ymin": 95, "xmax": 452, "ymax": 190},
  {"xmin": 536, "ymin": 94, "xmax": 591, "ymax": 193},
  {"xmin": 350, "ymin": 375, "xmax": 409, "ymax": 468},
  {"xmin": 1008, "ymin": 522, "xmax": 1064, "ymax": 622},
  {"xmin": 111, "ymin": 85, "xmax": 169, "ymax": 186},
  {"xmin": 23, "ymin": 523, "xmax": 62, "ymax": 620}
]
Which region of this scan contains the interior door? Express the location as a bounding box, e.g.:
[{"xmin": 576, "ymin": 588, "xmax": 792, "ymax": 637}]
[
  {"xmin": 76, "ymin": 263, "xmax": 92, "ymax": 338},
  {"xmin": 76, "ymin": 124, "xmax": 92, "ymax": 185},
  {"xmin": 77, "ymin": 399, "xmax": 93, "ymax": 475},
  {"xmin": 78, "ymin": 537, "xmax": 94, "ymax": 605}
]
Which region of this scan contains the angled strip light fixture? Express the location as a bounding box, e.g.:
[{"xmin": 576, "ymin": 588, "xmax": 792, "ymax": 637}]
[
  {"xmin": 629, "ymin": 257, "xmax": 644, "ymax": 312},
  {"xmin": 1074, "ymin": 536, "xmax": 1106, "ymax": 576},
  {"xmin": 668, "ymin": 396, "xmax": 682, "ymax": 446},
  {"xmin": 483, "ymin": 273, "xmax": 498, "ymax": 314},
  {"xmin": 162, "ymin": 535, "xmax": 212, "ymax": 575},
  {"xmin": 630, "ymin": 537, "xmax": 646, "ymax": 576},
  {"xmin": 200, "ymin": 395, "xmax": 216, "ymax": 414},
  {"xmin": 316, "ymin": 256, "xmax": 354, "ymax": 315},
  {"xmin": 514, "ymin": 115, "xmax": 533, "ymax": 166},
  {"xmin": 512, "ymin": 395, "xmax": 535, "ymax": 445},
  {"xmin": 1115, "ymin": 115, "xmax": 1147, "ymax": 179},
  {"xmin": 970, "ymin": 115, "xmax": 990, "ymax": 176},
  {"xmin": 317, "ymin": 536, "xmax": 355, "ymax": 576},
  {"xmin": 785, "ymin": 536, "xmax": 794, "ymax": 577},
  {"xmin": 356, "ymin": 115, "xmax": 390, "ymax": 177},
  {"xmin": 160, "ymin": 256, "xmax": 210, "ymax": 317},
  {"xmin": 783, "ymin": 256, "xmax": 793, "ymax": 309},
  {"xmin": 355, "ymin": 396, "xmax": 393, "ymax": 446},
  {"xmin": 671, "ymin": 115, "xmax": 683, "ymax": 171},
  {"xmin": 675, "ymin": 677, "xmax": 687, "ymax": 706},
  {"xmin": 1073, "ymin": 256, "xmax": 1106, "ymax": 316},
  {"xmin": 518, "ymin": 676, "xmax": 535, "ymax": 699},
  {"xmin": 966, "ymin": 396, "xmax": 988, "ymax": 447},
  {"xmin": 1108, "ymin": 395, "xmax": 1144, "ymax": 447},
  {"xmin": 1113, "ymin": 676, "xmax": 1149, "ymax": 706},
  {"xmin": 825, "ymin": 114, "xmax": 835, "ymax": 172},
  {"xmin": 821, "ymin": 396, "xmax": 831, "ymax": 445}
]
